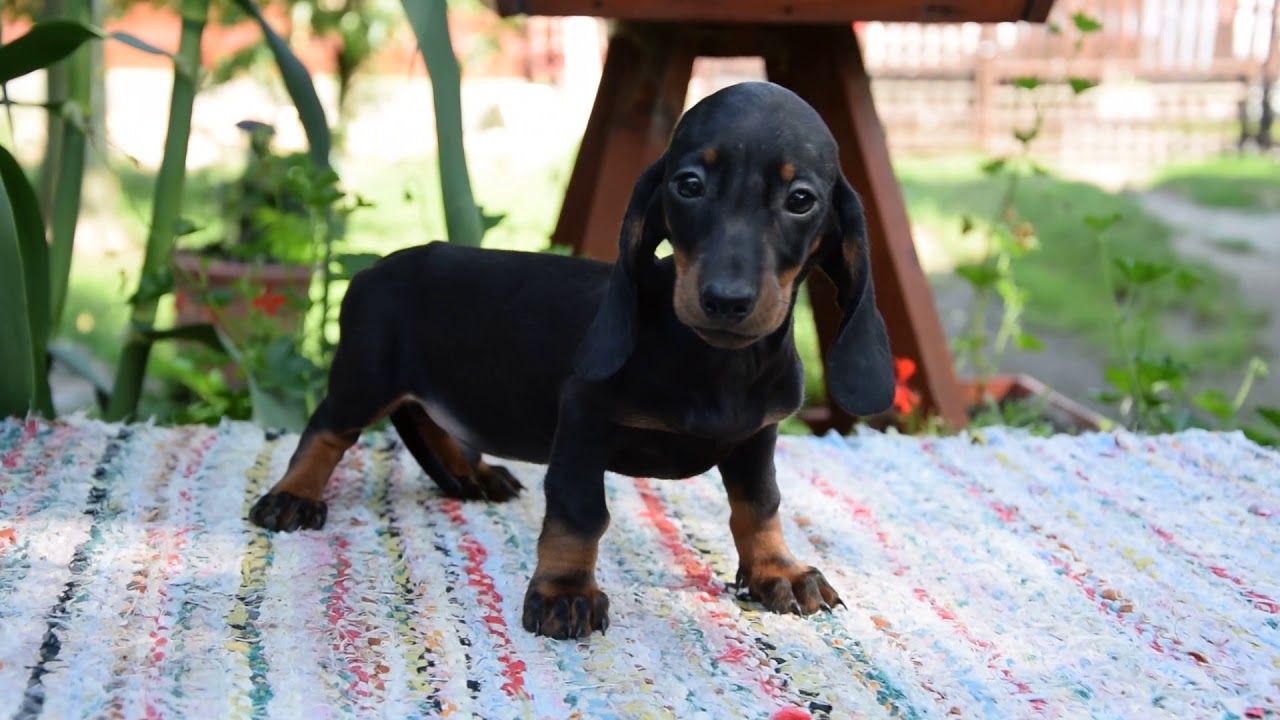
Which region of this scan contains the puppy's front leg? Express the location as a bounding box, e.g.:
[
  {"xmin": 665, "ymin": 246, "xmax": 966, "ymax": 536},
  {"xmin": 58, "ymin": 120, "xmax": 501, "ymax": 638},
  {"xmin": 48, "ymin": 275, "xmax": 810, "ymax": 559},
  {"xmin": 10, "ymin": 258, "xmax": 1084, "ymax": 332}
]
[
  {"xmin": 521, "ymin": 393, "xmax": 611, "ymax": 639},
  {"xmin": 720, "ymin": 426, "xmax": 842, "ymax": 615}
]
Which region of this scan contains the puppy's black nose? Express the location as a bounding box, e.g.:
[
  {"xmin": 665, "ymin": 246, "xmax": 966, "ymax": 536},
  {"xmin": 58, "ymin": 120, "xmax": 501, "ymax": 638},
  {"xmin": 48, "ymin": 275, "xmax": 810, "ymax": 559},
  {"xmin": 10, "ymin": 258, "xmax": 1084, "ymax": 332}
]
[{"xmin": 700, "ymin": 281, "xmax": 757, "ymax": 322}]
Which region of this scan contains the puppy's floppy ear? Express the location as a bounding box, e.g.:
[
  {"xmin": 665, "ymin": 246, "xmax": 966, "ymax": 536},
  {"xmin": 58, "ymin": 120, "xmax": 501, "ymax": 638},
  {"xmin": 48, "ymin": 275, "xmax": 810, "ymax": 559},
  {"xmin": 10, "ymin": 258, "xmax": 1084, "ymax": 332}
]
[
  {"xmin": 817, "ymin": 175, "xmax": 896, "ymax": 416},
  {"xmin": 573, "ymin": 157, "xmax": 668, "ymax": 381}
]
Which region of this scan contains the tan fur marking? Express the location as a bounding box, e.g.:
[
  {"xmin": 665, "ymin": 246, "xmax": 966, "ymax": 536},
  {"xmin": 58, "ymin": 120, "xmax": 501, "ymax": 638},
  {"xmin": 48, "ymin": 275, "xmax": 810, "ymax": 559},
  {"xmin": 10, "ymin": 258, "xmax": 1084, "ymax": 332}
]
[
  {"xmin": 371, "ymin": 394, "xmax": 486, "ymax": 479},
  {"xmin": 533, "ymin": 519, "xmax": 602, "ymax": 583},
  {"xmin": 779, "ymin": 162, "xmax": 796, "ymax": 182},
  {"xmin": 624, "ymin": 217, "xmax": 645, "ymax": 253},
  {"xmin": 763, "ymin": 408, "xmax": 797, "ymax": 426},
  {"xmin": 618, "ymin": 414, "xmax": 678, "ymax": 432},
  {"xmin": 842, "ymin": 234, "xmax": 861, "ymax": 280},
  {"xmin": 702, "ymin": 147, "xmax": 718, "ymax": 165},
  {"xmin": 672, "ymin": 247, "xmax": 691, "ymax": 274},
  {"xmin": 406, "ymin": 405, "xmax": 477, "ymax": 478},
  {"xmin": 672, "ymin": 249, "xmax": 704, "ymax": 327},
  {"xmin": 729, "ymin": 499, "xmax": 798, "ymax": 573},
  {"xmin": 270, "ymin": 431, "xmax": 355, "ymax": 502},
  {"xmin": 771, "ymin": 235, "xmax": 824, "ymax": 315}
]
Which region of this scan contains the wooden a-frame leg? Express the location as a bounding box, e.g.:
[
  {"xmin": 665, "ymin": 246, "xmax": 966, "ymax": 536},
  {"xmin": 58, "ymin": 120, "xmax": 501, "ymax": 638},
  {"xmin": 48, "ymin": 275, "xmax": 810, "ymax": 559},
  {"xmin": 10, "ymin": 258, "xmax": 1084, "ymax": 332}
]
[
  {"xmin": 553, "ymin": 22, "xmax": 695, "ymax": 260},
  {"xmin": 764, "ymin": 24, "xmax": 968, "ymax": 431}
]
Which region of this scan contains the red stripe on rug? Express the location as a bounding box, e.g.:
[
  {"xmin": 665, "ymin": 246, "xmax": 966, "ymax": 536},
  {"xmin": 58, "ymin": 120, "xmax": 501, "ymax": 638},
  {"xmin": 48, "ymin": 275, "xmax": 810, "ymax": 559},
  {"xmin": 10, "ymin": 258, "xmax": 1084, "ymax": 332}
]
[
  {"xmin": 926, "ymin": 452, "xmax": 1176, "ymax": 656},
  {"xmin": 1, "ymin": 418, "xmax": 41, "ymax": 471},
  {"xmin": 810, "ymin": 473, "xmax": 1045, "ymax": 711},
  {"xmin": 634, "ymin": 479, "xmax": 792, "ymax": 704},
  {"xmin": 441, "ymin": 499, "xmax": 528, "ymax": 700},
  {"xmin": 141, "ymin": 526, "xmax": 191, "ymax": 720},
  {"xmin": 1, "ymin": 421, "xmax": 75, "ymax": 560},
  {"xmin": 325, "ymin": 534, "xmax": 388, "ymax": 701},
  {"xmin": 321, "ymin": 447, "xmax": 391, "ymax": 705},
  {"xmin": 141, "ymin": 429, "xmax": 218, "ymax": 719},
  {"xmin": 1067, "ymin": 468, "xmax": 1280, "ymax": 615}
]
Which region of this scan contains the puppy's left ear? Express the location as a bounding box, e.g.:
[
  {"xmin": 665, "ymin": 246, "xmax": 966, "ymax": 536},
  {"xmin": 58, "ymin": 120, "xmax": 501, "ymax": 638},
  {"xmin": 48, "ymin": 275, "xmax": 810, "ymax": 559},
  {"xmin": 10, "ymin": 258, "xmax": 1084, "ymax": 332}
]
[
  {"xmin": 817, "ymin": 176, "xmax": 896, "ymax": 417},
  {"xmin": 573, "ymin": 157, "xmax": 668, "ymax": 381}
]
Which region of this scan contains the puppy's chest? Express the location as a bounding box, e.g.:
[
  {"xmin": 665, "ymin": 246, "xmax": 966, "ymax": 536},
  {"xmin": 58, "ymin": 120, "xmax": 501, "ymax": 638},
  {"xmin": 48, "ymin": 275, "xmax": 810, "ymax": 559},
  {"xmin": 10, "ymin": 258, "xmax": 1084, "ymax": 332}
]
[{"xmin": 618, "ymin": 380, "xmax": 800, "ymax": 440}]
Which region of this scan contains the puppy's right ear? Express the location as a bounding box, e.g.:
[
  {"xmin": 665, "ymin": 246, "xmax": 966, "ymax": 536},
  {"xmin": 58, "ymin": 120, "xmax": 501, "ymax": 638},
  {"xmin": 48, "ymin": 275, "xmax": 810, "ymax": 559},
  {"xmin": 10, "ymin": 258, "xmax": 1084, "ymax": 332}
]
[{"xmin": 573, "ymin": 157, "xmax": 668, "ymax": 381}]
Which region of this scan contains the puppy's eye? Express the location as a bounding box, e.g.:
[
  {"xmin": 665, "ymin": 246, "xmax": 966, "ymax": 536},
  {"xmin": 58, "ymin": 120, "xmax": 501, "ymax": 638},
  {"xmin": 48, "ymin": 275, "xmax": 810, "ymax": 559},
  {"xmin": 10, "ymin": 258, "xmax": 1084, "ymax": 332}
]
[
  {"xmin": 674, "ymin": 173, "xmax": 705, "ymax": 199},
  {"xmin": 785, "ymin": 189, "xmax": 817, "ymax": 215}
]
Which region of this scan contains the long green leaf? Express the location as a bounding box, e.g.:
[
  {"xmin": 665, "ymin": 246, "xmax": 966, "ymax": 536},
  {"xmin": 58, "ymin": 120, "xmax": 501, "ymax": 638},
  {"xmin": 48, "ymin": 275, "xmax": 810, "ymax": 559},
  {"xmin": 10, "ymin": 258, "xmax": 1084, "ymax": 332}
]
[
  {"xmin": 400, "ymin": 0, "xmax": 483, "ymax": 247},
  {"xmin": 0, "ymin": 147, "xmax": 50, "ymax": 337},
  {"xmin": 131, "ymin": 321, "xmax": 225, "ymax": 350},
  {"xmin": 0, "ymin": 149, "xmax": 39, "ymax": 417},
  {"xmin": 231, "ymin": 0, "xmax": 331, "ymax": 169},
  {"xmin": 0, "ymin": 21, "xmax": 183, "ymax": 85},
  {"xmin": 0, "ymin": 20, "xmax": 99, "ymax": 83},
  {"xmin": 108, "ymin": 31, "xmax": 184, "ymax": 66},
  {"xmin": 0, "ymin": 145, "xmax": 53, "ymax": 416}
]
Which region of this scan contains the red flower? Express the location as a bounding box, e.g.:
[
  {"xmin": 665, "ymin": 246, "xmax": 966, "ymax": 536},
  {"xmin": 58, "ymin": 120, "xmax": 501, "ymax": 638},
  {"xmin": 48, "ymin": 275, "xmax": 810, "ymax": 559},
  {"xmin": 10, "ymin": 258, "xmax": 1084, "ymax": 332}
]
[
  {"xmin": 252, "ymin": 289, "xmax": 288, "ymax": 316},
  {"xmin": 893, "ymin": 356, "xmax": 921, "ymax": 415}
]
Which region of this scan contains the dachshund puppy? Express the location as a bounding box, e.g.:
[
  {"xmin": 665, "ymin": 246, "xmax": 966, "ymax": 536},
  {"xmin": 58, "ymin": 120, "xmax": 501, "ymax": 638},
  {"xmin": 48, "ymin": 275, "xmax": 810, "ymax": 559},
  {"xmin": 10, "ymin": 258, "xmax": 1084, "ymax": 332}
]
[{"xmin": 249, "ymin": 81, "xmax": 895, "ymax": 639}]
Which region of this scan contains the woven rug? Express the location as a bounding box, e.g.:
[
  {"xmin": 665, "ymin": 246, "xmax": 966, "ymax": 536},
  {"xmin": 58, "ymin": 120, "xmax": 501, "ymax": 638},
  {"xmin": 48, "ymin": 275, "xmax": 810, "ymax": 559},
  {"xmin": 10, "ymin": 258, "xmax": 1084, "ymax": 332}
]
[{"xmin": 1, "ymin": 416, "xmax": 1278, "ymax": 719}]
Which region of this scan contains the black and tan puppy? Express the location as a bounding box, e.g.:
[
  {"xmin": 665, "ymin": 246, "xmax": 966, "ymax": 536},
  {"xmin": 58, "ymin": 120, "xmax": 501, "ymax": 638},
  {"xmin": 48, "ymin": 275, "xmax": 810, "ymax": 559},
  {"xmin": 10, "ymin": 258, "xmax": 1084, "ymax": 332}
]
[{"xmin": 249, "ymin": 81, "xmax": 895, "ymax": 639}]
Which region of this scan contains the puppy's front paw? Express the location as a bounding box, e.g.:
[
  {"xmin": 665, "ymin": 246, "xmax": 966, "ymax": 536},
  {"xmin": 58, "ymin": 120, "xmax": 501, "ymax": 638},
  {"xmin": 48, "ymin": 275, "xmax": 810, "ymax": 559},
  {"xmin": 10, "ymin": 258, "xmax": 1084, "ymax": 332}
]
[
  {"xmin": 737, "ymin": 561, "xmax": 842, "ymax": 615},
  {"xmin": 249, "ymin": 491, "xmax": 328, "ymax": 532},
  {"xmin": 522, "ymin": 576, "xmax": 610, "ymax": 639}
]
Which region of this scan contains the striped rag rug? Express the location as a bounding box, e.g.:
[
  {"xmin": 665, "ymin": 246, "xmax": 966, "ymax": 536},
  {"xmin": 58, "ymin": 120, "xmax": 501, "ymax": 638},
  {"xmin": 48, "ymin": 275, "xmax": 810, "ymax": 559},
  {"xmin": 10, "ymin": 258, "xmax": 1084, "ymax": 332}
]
[{"xmin": 1, "ymin": 415, "xmax": 1278, "ymax": 720}]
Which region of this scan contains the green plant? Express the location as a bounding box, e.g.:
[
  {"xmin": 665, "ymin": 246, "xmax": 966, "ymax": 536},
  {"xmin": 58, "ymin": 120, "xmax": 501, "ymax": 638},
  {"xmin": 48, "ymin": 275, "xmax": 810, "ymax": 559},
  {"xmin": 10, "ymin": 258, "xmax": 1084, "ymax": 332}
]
[
  {"xmin": 1087, "ymin": 211, "xmax": 1189, "ymax": 430},
  {"xmin": 169, "ymin": 164, "xmax": 375, "ymax": 430},
  {"xmin": 181, "ymin": 120, "xmax": 319, "ymax": 264},
  {"xmin": 950, "ymin": 11, "xmax": 1103, "ymax": 387},
  {"xmin": 0, "ymin": 16, "xmax": 177, "ymax": 418},
  {"xmin": 1242, "ymin": 406, "xmax": 1280, "ymax": 447},
  {"xmin": 1087, "ymin": 211, "xmax": 1273, "ymax": 439},
  {"xmin": 0, "ymin": 146, "xmax": 53, "ymax": 417},
  {"xmin": 105, "ymin": 0, "xmax": 336, "ymax": 423}
]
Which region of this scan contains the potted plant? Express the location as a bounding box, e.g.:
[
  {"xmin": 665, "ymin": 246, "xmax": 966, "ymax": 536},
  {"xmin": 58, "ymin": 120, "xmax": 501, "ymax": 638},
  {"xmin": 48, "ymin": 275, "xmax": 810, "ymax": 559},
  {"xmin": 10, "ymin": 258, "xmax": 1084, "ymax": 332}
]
[
  {"xmin": 164, "ymin": 119, "xmax": 374, "ymax": 430},
  {"xmin": 172, "ymin": 120, "xmax": 320, "ymax": 349}
]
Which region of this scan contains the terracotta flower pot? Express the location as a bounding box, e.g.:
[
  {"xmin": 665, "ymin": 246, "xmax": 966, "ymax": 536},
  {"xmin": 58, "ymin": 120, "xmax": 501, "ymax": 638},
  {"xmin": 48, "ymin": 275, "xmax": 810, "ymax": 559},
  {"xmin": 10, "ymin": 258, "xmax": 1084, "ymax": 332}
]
[
  {"xmin": 171, "ymin": 252, "xmax": 316, "ymax": 387},
  {"xmin": 959, "ymin": 373, "xmax": 1107, "ymax": 433},
  {"xmin": 172, "ymin": 251, "xmax": 314, "ymax": 343}
]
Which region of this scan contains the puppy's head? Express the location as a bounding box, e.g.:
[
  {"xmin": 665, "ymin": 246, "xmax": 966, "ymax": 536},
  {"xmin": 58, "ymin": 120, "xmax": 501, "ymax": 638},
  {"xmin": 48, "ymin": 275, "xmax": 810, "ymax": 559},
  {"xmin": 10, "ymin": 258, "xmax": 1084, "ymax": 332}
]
[
  {"xmin": 661, "ymin": 82, "xmax": 844, "ymax": 349},
  {"xmin": 575, "ymin": 82, "xmax": 895, "ymax": 417}
]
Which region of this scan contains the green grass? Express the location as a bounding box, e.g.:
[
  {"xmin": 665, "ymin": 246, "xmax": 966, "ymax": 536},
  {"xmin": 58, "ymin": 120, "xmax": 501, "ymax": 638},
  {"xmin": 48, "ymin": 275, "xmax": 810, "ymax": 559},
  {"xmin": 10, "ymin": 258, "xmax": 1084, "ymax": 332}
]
[
  {"xmin": 1151, "ymin": 154, "xmax": 1280, "ymax": 211},
  {"xmin": 896, "ymin": 156, "xmax": 1266, "ymax": 373}
]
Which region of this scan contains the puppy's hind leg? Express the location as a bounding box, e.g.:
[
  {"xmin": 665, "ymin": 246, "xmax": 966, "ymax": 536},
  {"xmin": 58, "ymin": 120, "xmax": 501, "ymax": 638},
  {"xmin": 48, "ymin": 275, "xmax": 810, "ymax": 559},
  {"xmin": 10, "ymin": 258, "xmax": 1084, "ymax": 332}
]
[
  {"xmin": 250, "ymin": 337, "xmax": 401, "ymax": 531},
  {"xmin": 249, "ymin": 397, "xmax": 359, "ymax": 532},
  {"xmin": 389, "ymin": 402, "xmax": 523, "ymax": 502}
]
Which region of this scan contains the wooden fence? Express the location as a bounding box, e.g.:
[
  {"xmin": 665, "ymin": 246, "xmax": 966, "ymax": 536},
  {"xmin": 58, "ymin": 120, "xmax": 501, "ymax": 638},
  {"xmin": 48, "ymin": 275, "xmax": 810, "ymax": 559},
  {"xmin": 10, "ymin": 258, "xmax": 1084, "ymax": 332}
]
[
  {"xmin": 662, "ymin": 0, "xmax": 1279, "ymax": 173},
  {"xmin": 859, "ymin": 0, "xmax": 1274, "ymax": 81}
]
